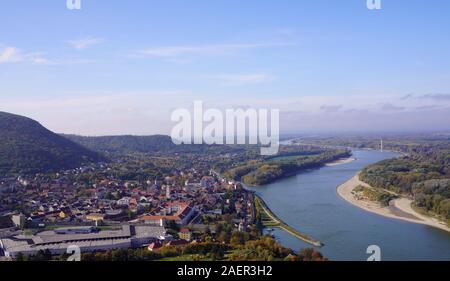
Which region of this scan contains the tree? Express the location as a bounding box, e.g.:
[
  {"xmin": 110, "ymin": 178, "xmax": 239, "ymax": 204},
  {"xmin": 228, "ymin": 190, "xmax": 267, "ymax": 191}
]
[
  {"xmin": 230, "ymin": 231, "xmax": 249, "ymax": 245},
  {"xmin": 32, "ymin": 249, "xmax": 52, "ymax": 261},
  {"xmin": 15, "ymin": 252, "xmax": 26, "ymax": 261},
  {"xmin": 166, "ymin": 220, "xmax": 180, "ymax": 231},
  {"xmin": 297, "ymin": 248, "xmax": 327, "ymax": 261}
]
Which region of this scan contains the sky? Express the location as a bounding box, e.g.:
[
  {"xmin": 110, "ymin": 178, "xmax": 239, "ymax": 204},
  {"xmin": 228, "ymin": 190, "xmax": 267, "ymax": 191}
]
[{"xmin": 1, "ymin": 0, "xmax": 450, "ymax": 135}]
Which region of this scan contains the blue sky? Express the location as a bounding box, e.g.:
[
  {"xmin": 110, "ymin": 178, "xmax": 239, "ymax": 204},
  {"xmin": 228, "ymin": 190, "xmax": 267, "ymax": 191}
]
[{"xmin": 1, "ymin": 0, "xmax": 450, "ymax": 135}]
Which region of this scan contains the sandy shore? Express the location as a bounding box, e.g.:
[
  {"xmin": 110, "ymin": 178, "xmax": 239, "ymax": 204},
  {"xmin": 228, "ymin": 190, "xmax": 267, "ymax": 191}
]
[
  {"xmin": 337, "ymin": 174, "xmax": 450, "ymax": 233},
  {"xmin": 326, "ymin": 157, "xmax": 357, "ymax": 167}
]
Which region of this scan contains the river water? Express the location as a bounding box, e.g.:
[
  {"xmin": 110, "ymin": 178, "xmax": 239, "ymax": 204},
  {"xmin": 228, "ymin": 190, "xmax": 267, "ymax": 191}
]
[{"xmin": 247, "ymin": 150, "xmax": 450, "ymax": 261}]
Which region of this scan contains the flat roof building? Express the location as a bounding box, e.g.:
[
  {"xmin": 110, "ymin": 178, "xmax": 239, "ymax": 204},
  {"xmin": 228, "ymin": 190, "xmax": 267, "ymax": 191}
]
[{"xmin": 0, "ymin": 225, "xmax": 166, "ymax": 259}]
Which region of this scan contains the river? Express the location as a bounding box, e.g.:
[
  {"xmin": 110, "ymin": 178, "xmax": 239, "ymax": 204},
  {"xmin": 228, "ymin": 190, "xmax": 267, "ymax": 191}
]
[{"xmin": 246, "ymin": 150, "xmax": 450, "ymax": 261}]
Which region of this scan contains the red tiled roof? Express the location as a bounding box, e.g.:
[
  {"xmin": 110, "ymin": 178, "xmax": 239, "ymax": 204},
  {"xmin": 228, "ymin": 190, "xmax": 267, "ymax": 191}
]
[
  {"xmin": 138, "ymin": 203, "xmax": 193, "ymax": 222},
  {"xmin": 180, "ymin": 228, "xmax": 190, "ymax": 233},
  {"xmin": 167, "ymin": 239, "xmax": 189, "ymax": 246}
]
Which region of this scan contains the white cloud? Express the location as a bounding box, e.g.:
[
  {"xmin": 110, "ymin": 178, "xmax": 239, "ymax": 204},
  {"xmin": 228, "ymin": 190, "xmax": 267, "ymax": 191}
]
[
  {"xmin": 2, "ymin": 92, "xmax": 450, "ymax": 135},
  {"xmin": 320, "ymin": 105, "xmax": 343, "ymax": 113},
  {"xmin": 0, "ymin": 46, "xmax": 23, "ymax": 63},
  {"xmin": 275, "ymin": 28, "xmax": 297, "ymax": 36},
  {"xmin": 0, "ymin": 45, "xmax": 93, "ymax": 65},
  {"xmin": 136, "ymin": 43, "xmax": 293, "ymax": 58},
  {"xmin": 24, "ymin": 52, "xmax": 56, "ymax": 65},
  {"xmin": 0, "ymin": 91, "xmax": 189, "ymax": 136},
  {"xmin": 380, "ymin": 103, "xmax": 405, "ymax": 112},
  {"xmin": 420, "ymin": 93, "xmax": 450, "ymax": 101},
  {"xmin": 68, "ymin": 37, "xmax": 104, "ymax": 50},
  {"xmin": 215, "ymin": 73, "xmax": 276, "ymax": 85},
  {"xmin": 209, "ymin": 93, "xmax": 450, "ymax": 115},
  {"xmin": 0, "ymin": 46, "xmax": 53, "ymax": 65}
]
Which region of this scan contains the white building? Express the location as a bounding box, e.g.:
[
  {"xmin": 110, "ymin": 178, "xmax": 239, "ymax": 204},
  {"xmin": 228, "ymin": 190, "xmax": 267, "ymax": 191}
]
[{"xmin": 0, "ymin": 225, "xmax": 166, "ymax": 259}]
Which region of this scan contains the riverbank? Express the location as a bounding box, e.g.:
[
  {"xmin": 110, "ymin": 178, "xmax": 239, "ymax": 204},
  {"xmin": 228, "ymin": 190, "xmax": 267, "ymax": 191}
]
[
  {"xmin": 254, "ymin": 195, "xmax": 323, "ymax": 247},
  {"xmin": 337, "ymin": 174, "xmax": 450, "ymax": 233},
  {"xmin": 325, "ymin": 157, "xmax": 356, "ymax": 167}
]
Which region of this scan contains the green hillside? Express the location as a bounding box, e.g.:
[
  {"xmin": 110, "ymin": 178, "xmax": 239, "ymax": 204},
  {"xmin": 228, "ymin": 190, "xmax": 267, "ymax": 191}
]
[{"xmin": 0, "ymin": 112, "xmax": 105, "ymax": 175}]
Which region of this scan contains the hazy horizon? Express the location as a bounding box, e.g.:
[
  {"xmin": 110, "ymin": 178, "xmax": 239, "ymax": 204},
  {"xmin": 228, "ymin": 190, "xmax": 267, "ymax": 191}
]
[{"xmin": 1, "ymin": 0, "xmax": 450, "ymax": 135}]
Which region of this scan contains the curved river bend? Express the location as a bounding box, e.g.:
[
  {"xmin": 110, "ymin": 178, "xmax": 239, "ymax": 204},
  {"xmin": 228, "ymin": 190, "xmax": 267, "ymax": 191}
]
[{"xmin": 247, "ymin": 150, "xmax": 450, "ymax": 261}]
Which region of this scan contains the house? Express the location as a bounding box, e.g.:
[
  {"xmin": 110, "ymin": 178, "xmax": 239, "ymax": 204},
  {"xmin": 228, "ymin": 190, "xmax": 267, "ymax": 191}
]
[
  {"xmin": 178, "ymin": 228, "xmax": 192, "ymax": 241},
  {"xmin": 59, "ymin": 211, "xmax": 67, "ymax": 219},
  {"xmin": 85, "ymin": 213, "xmax": 105, "ymax": 223},
  {"xmin": 11, "ymin": 214, "xmax": 26, "ymax": 228},
  {"xmin": 138, "ymin": 201, "xmax": 196, "ymax": 226},
  {"xmin": 148, "ymin": 241, "xmax": 162, "ymax": 251},
  {"xmin": 166, "ymin": 239, "xmax": 189, "ymax": 247},
  {"xmin": 117, "ymin": 197, "xmax": 131, "ymax": 206},
  {"xmin": 200, "ymin": 176, "xmax": 214, "ymax": 188}
]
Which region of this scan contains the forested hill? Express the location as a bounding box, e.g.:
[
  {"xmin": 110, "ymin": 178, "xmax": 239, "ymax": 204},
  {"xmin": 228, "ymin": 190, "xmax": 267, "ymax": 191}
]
[
  {"xmin": 63, "ymin": 134, "xmax": 255, "ymax": 156},
  {"xmin": 360, "ymin": 146, "xmax": 450, "ymax": 224},
  {"xmin": 63, "ymin": 134, "xmax": 177, "ymax": 154},
  {"xmin": 0, "ymin": 112, "xmax": 105, "ymax": 175}
]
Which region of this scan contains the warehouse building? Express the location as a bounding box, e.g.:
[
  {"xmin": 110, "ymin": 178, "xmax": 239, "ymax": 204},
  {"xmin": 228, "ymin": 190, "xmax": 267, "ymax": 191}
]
[{"xmin": 0, "ymin": 225, "xmax": 166, "ymax": 258}]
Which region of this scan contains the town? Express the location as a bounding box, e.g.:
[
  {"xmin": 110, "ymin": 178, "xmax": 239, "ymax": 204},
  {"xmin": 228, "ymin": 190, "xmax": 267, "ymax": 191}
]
[
  {"xmin": 0, "ymin": 112, "xmax": 339, "ymax": 261},
  {"xmin": 0, "ymin": 161, "xmax": 256, "ymax": 260}
]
